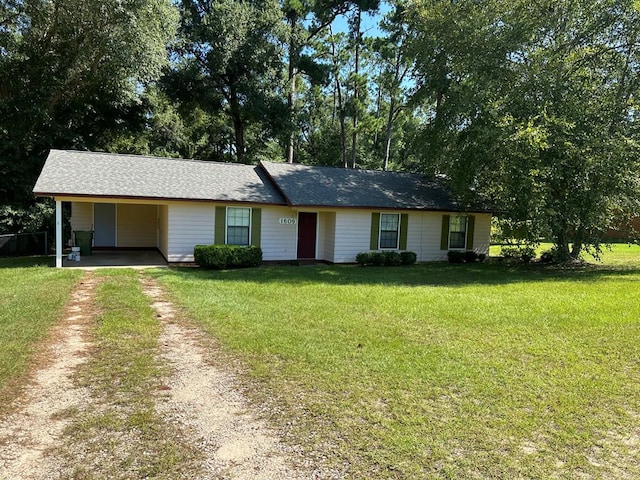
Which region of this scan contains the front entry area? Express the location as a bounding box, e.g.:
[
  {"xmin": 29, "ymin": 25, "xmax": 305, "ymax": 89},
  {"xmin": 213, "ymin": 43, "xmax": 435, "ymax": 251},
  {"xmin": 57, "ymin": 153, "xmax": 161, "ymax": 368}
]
[{"xmin": 297, "ymin": 212, "xmax": 317, "ymax": 259}]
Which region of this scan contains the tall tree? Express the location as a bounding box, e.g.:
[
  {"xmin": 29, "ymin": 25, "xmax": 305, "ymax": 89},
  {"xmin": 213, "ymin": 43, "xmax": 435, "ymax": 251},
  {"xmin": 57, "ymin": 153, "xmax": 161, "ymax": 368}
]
[
  {"xmin": 0, "ymin": 0, "xmax": 178, "ymax": 231},
  {"xmin": 409, "ymin": 0, "xmax": 640, "ymax": 259},
  {"xmin": 371, "ymin": 0, "xmax": 414, "ymax": 171},
  {"xmin": 175, "ymin": 0, "xmax": 286, "ymax": 163}
]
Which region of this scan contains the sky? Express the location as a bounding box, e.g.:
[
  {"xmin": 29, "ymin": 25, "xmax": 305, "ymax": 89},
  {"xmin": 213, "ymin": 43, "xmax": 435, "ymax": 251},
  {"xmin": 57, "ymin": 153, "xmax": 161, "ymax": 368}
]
[{"xmin": 330, "ymin": 0, "xmax": 392, "ymax": 38}]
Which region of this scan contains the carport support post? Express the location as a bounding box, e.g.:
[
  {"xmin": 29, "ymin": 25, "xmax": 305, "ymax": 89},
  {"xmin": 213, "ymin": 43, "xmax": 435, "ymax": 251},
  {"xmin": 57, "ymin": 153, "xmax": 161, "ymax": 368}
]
[{"xmin": 56, "ymin": 200, "xmax": 62, "ymax": 268}]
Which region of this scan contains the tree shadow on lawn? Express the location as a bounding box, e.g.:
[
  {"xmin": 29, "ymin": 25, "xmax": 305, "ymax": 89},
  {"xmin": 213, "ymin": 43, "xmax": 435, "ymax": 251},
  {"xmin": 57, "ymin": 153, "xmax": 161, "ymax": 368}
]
[
  {"xmin": 0, "ymin": 256, "xmax": 55, "ymax": 268},
  {"xmin": 159, "ymin": 260, "xmax": 640, "ymax": 288}
]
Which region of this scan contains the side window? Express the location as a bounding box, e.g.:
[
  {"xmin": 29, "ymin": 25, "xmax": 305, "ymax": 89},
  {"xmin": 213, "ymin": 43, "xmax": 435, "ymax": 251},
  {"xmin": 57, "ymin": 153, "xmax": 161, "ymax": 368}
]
[
  {"xmin": 449, "ymin": 215, "xmax": 467, "ymax": 249},
  {"xmin": 226, "ymin": 207, "xmax": 251, "ymax": 245},
  {"xmin": 379, "ymin": 213, "xmax": 400, "ymax": 249}
]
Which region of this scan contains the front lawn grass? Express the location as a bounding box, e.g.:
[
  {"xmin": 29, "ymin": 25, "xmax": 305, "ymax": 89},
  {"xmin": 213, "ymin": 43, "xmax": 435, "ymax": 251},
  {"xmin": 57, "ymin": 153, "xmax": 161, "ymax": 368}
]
[
  {"xmin": 153, "ymin": 249, "xmax": 640, "ymax": 478},
  {"xmin": 0, "ymin": 256, "xmax": 81, "ymax": 400}
]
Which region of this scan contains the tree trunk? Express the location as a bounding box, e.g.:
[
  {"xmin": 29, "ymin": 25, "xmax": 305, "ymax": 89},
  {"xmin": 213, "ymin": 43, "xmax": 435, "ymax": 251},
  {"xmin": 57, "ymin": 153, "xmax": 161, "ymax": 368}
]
[
  {"xmin": 228, "ymin": 84, "xmax": 245, "ymax": 163},
  {"xmin": 383, "ymin": 103, "xmax": 395, "ymax": 171},
  {"xmin": 373, "ymin": 84, "xmax": 381, "ymax": 148},
  {"xmin": 350, "ymin": 8, "xmax": 362, "ymax": 169},
  {"xmin": 329, "ymin": 26, "xmax": 348, "ymax": 168},
  {"xmin": 286, "ymin": 15, "xmax": 297, "ymax": 164},
  {"xmin": 233, "ymin": 116, "xmax": 245, "ymax": 163},
  {"xmin": 553, "ymin": 223, "xmax": 571, "ymax": 262}
]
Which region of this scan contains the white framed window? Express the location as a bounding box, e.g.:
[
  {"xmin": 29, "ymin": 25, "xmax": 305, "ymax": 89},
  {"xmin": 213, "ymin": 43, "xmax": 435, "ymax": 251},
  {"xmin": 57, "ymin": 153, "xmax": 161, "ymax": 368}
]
[
  {"xmin": 226, "ymin": 207, "xmax": 251, "ymax": 245},
  {"xmin": 449, "ymin": 215, "xmax": 467, "ymax": 249},
  {"xmin": 379, "ymin": 213, "xmax": 400, "ymax": 249}
]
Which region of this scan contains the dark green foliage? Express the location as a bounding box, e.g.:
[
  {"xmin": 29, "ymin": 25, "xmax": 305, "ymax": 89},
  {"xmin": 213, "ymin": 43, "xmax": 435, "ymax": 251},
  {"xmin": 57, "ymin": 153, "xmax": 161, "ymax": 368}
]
[
  {"xmin": 500, "ymin": 247, "xmax": 520, "ymax": 259},
  {"xmin": 478, "ymin": 253, "xmax": 487, "ymax": 262},
  {"xmin": 447, "ymin": 251, "xmax": 465, "ymax": 263},
  {"xmin": 463, "ymin": 251, "xmax": 478, "ymax": 263},
  {"xmin": 370, "ymin": 252, "xmax": 386, "ymax": 266},
  {"xmin": 408, "ymin": 0, "xmax": 640, "ymax": 259},
  {"xmin": 357, "ymin": 250, "xmax": 417, "ymax": 266},
  {"xmin": 383, "ymin": 251, "xmax": 402, "ymax": 266},
  {"xmin": 400, "ymin": 251, "xmax": 417, "ymax": 265},
  {"xmin": 540, "ymin": 249, "xmax": 555, "ymax": 263},
  {"xmin": 0, "ymin": 0, "xmax": 178, "ymax": 231},
  {"xmin": 355, "ymin": 252, "xmax": 372, "ymax": 266},
  {"xmin": 194, "ymin": 245, "xmax": 262, "ymax": 270},
  {"xmin": 502, "ymin": 245, "xmax": 536, "ymax": 262}
]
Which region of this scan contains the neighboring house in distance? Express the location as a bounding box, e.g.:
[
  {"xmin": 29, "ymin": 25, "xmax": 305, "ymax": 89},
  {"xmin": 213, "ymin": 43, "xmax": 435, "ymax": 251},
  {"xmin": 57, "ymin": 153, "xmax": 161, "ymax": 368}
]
[
  {"xmin": 33, "ymin": 150, "xmax": 492, "ymax": 267},
  {"xmin": 604, "ymin": 217, "xmax": 640, "ymax": 241}
]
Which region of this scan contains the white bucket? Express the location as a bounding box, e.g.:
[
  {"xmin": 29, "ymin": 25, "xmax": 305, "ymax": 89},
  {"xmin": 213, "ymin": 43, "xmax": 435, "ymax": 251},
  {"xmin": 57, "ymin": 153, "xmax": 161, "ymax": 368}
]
[{"xmin": 71, "ymin": 246, "xmax": 81, "ymax": 252}]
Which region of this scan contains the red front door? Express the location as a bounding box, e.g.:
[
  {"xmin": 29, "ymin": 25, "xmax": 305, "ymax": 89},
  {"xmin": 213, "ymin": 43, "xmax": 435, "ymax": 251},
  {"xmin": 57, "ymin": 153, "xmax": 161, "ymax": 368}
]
[{"xmin": 297, "ymin": 212, "xmax": 317, "ymax": 259}]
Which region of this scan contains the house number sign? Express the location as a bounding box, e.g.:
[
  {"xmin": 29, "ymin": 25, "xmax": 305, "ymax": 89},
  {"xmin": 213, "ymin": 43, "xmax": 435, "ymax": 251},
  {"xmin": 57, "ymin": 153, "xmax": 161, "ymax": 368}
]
[{"xmin": 279, "ymin": 218, "xmax": 297, "ymax": 225}]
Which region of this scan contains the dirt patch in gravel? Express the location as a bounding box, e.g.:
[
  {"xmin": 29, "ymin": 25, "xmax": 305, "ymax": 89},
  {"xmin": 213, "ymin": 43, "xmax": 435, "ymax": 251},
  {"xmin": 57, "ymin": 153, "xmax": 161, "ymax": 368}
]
[
  {"xmin": 141, "ymin": 276, "xmax": 316, "ymax": 479},
  {"xmin": 0, "ymin": 272, "xmax": 98, "ymax": 480}
]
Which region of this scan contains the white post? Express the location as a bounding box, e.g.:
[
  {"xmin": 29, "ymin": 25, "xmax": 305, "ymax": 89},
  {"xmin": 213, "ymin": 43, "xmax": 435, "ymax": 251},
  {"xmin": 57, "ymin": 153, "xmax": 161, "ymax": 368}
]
[{"xmin": 55, "ymin": 200, "xmax": 62, "ymax": 268}]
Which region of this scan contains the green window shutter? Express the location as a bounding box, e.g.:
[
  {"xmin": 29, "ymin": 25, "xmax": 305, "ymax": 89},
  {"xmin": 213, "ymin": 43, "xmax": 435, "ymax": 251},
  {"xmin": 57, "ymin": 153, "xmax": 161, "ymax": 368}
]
[
  {"xmin": 251, "ymin": 208, "xmax": 261, "ymax": 247},
  {"xmin": 370, "ymin": 212, "xmax": 380, "ymax": 250},
  {"xmin": 215, "ymin": 206, "xmax": 226, "ymax": 245},
  {"xmin": 466, "ymin": 215, "xmax": 475, "ymax": 250},
  {"xmin": 440, "ymin": 215, "xmax": 450, "ymax": 250},
  {"xmin": 399, "ymin": 213, "xmax": 409, "ymax": 250}
]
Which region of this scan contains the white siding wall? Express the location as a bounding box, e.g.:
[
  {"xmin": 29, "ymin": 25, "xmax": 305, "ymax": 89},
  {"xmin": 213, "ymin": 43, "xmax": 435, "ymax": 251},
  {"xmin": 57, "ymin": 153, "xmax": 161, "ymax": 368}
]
[
  {"xmin": 317, "ymin": 211, "xmax": 336, "ymax": 262},
  {"xmin": 333, "ymin": 210, "xmax": 372, "ymax": 263},
  {"xmin": 167, "ymin": 203, "xmax": 215, "ymax": 262},
  {"xmin": 70, "ymin": 202, "xmax": 93, "ymax": 231},
  {"xmin": 407, "ymin": 211, "xmax": 492, "ymax": 261},
  {"xmin": 407, "ymin": 212, "xmax": 447, "ymax": 261},
  {"xmin": 76, "ymin": 198, "xmax": 491, "ymax": 264},
  {"xmin": 260, "ymin": 206, "xmax": 298, "ymax": 261},
  {"xmin": 117, "ymin": 204, "xmax": 157, "ymax": 247},
  {"xmin": 158, "ymin": 205, "xmax": 169, "ymax": 259},
  {"xmin": 472, "ymin": 213, "xmax": 491, "ymax": 255}
]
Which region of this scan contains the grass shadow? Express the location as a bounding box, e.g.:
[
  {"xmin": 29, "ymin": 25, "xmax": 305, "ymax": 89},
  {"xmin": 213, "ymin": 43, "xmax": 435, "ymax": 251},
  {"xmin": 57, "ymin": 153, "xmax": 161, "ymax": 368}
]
[
  {"xmin": 153, "ymin": 260, "xmax": 640, "ymax": 288},
  {"xmin": 0, "ymin": 256, "xmax": 55, "ymax": 268}
]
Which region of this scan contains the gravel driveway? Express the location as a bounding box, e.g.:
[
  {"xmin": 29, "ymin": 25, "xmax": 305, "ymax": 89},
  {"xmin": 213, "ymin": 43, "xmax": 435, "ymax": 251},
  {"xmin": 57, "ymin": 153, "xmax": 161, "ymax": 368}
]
[{"xmin": 0, "ymin": 272, "xmax": 324, "ymax": 480}]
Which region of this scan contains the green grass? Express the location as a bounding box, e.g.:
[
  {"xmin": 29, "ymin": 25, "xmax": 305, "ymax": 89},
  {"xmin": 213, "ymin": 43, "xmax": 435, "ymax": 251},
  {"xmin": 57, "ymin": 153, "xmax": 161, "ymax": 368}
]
[
  {"xmin": 152, "ymin": 247, "xmax": 640, "ymax": 478},
  {"xmin": 0, "ymin": 256, "xmax": 81, "ymax": 396},
  {"xmin": 59, "ymin": 270, "xmax": 199, "ymax": 479}
]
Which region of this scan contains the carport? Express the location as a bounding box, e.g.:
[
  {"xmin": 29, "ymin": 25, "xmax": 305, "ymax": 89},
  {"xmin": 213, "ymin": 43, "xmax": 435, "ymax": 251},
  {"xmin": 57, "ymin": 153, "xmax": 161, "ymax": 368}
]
[{"xmin": 62, "ymin": 249, "xmax": 167, "ymax": 269}]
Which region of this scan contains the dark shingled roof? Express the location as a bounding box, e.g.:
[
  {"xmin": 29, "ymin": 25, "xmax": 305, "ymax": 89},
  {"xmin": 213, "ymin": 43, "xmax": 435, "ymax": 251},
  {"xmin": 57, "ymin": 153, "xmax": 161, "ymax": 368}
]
[
  {"xmin": 33, "ymin": 150, "xmax": 287, "ymax": 205},
  {"xmin": 34, "ymin": 150, "xmax": 489, "ymax": 212},
  {"xmin": 260, "ymin": 161, "xmax": 478, "ymax": 212}
]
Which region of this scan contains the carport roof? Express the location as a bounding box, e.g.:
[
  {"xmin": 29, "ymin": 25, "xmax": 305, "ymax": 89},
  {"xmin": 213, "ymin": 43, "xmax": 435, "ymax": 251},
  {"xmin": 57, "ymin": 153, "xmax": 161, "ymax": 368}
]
[{"xmin": 33, "ymin": 150, "xmax": 287, "ymax": 205}]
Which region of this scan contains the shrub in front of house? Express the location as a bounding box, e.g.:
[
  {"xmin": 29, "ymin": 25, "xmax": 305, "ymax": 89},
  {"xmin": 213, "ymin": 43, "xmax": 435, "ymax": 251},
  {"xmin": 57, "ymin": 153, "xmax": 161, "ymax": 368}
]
[
  {"xmin": 194, "ymin": 245, "xmax": 262, "ymax": 269},
  {"xmin": 400, "ymin": 251, "xmax": 417, "ymax": 265},
  {"xmin": 370, "ymin": 251, "xmax": 386, "ymax": 266},
  {"xmin": 463, "ymin": 250, "xmax": 479, "ymax": 263},
  {"xmin": 447, "ymin": 250, "xmax": 465, "ymax": 263},
  {"xmin": 383, "ymin": 251, "xmax": 402, "ymax": 266},
  {"xmin": 355, "ymin": 251, "xmax": 417, "ymax": 266},
  {"xmin": 356, "ymin": 252, "xmax": 372, "ymax": 266}
]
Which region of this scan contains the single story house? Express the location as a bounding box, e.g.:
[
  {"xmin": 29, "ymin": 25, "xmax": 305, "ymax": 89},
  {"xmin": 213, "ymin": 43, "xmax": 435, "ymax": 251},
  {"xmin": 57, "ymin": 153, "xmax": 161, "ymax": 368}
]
[{"xmin": 33, "ymin": 150, "xmax": 492, "ymax": 267}]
